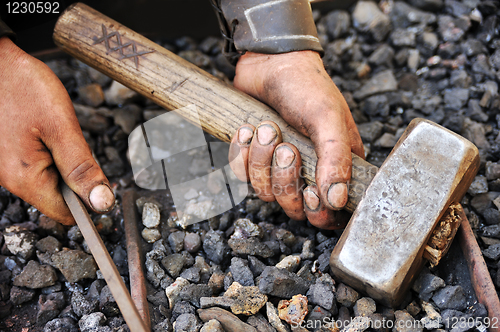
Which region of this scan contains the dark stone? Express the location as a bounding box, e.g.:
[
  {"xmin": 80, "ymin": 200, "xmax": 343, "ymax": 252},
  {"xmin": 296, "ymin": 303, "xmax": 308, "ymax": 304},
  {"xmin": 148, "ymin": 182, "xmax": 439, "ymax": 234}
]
[
  {"xmin": 368, "ymin": 44, "xmax": 395, "ymax": 67},
  {"xmin": 412, "ymin": 270, "xmax": 446, "ymax": 301},
  {"xmin": 179, "ymin": 284, "xmax": 213, "ymax": 308},
  {"xmin": 482, "ymin": 225, "xmax": 500, "ymax": 239},
  {"xmin": 482, "ymin": 208, "xmax": 500, "ymax": 225},
  {"xmin": 390, "ymin": 1, "xmax": 436, "ymax": 28},
  {"xmin": 357, "ymin": 121, "xmax": 384, "ymax": 143},
  {"xmin": 483, "ymin": 244, "xmax": 500, "ymax": 260},
  {"xmin": 161, "ymin": 253, "xmax": 187, "ymax": 278},
  {"xmin": 37, "ymin": 292, "xmax": 66, "ymax": 325},
  {"xmin": 100, "ymin": 285, "xmax": 119, "ymax": 317},
  {"xmin": 398, "ymin": 73, "xmax": 419, "ymax": 92},
  {"xmin": 441, "ymin": 111, "xmax": 464, "ymax": 133},
  {"xmin": 443, "ymin": 88, "xmax": 469, "ymax": 111},
  {"xmin": 324, "ymin": 10, "xmax": 351, "ymax": 40},
  {"xmin": 71, "ymin": 291, "xmax": 98, "ymax": 317},
  {"xmin": 247, "ymin": 256, "xmax": 267, "ymax": 277},
  {"xmin": 336, "ymin": 283, "xmax": 360, "ymax": 308},
  {"xmin": 44, "ymin": 318, "xmax": 79, "ymax": 332},
  {"xmin": 229, "ymin": 257, "xmax": 254, "ymax": 286},
  {"xmin": 51, "ymin": 250, "xmax": 97, "ymax": 283},
  {"xmin": 180, "ymin": 267, "xmax": 201, "ymax": 283},
  {"xmin": 409, "ymin": 0, "xmax": 443, "ymax": 11},
  {"xmin": 174, "ymin": 313, "xmax": 201, "ymax": 332},
  {"xmin": 364, "ymin": 95, "xmax": 390, "ymax": 119},
  {"xmin": 36, "ymin": 236, "xmax": 62, "ymax": 254},
  {"xmin": 228, "ymin": 238, "xmax": 274, "ymax": 258},
  {"xmin": 203, "ymin": 230, "xmax": 231, "ymax": 264},
  {"xmin": 432, "ymin": 285, "xmax": 467, "ymax": 310},
  {"xmin": 306, "ymin": 282, "xmax": 334, "ymax": 310},
  {"xmin": 258, "ymin": 266, "xmax": 310, "ymax": 298},
  {"xmin": 13, "ymin": 260, "xmax": 57, "ymax": 289},
  {"xmin": 172, "ymin": 301, "xmax": 196, "ymax": 321},
  {"xmin": 10, "ymin": 286, "xmax": 36, "ymax": 305}
]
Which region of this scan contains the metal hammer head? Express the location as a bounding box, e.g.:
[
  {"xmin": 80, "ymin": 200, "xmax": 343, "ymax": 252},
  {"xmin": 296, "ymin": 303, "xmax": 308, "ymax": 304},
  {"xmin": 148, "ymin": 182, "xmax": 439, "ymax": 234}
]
[{"xmin": 330, "ymin": 118, "xmax": 479, "ymax": 307}]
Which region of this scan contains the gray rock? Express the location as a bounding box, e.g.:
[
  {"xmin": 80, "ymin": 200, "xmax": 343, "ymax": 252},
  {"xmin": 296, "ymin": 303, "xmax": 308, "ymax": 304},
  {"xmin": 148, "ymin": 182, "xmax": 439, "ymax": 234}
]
[
  {"xmin": 228, "ymin": 238, "xmax": 274, "ymax": 258},
  {"xmin": 184, "ymin": 233, "xmax": 201, "ymax": 253},
  {"xmin": 51, "ymin": 250, "xmax": 97, "ymax": 283},
  {"xmin": 354, "ymin": 297, "xmax": 377, "ymax": 317},
  {"xmin": 353, "ymin": 70, "xmax": 398, "ymax": 100},
  {"xmin": 470, "ymin": 192, "xmax": 500, "ymax": 213},
  {"xmin": 483, "ymin": 224, "xmax": 500, "ymax": 239},
  {"xmin": 169, "ymin": 231, "xmax": 186, "ymax": 253},
  {"xmin": 306, "ymin": 305, "xmax": 332, "ymax": 329},
  {"xmin": 364, "ymin": 95, "xmax": 390, "ymax": 118},
  {"xmin": 352, "ymin": 1, "xmax": 391, "ymax": 42},
  {"xmin": 467, "ymin": 175, "xmax": 489, "ymax": 196},
  {"xmin": 100, "ymin": 286, "xmax": 119, "ymax": 317},
  {"xmin": 438, "ymin": 15, "xmax": 465, "ymax": 42},
  {"xmin": 172, "ymin": 300, "xmax": 196, "ymax": 321},
  {"xmin": 37, "ymin": 292, "xmax": 66, "ymax": 325},
  {"xmin": 390, "ymin": 1, "xmax": 437, "ymax": 28},
  {"xmin": 246, "ymin": 314, "xmax": 276, "ymax": 332},
  {"xmin": 4, "ymin": 226, "xmax": 37, "ymax": 260},
  {"xmin": 180, "ymin": 267, "xmax": 201, "ymax": 283},
  {"xmin": 153, "ymin": 318, "xmax": 173, "ymax": 332},
  {"xmin": 444, "ymin": 88, "xmax": 469, "ymax": 111},
  {"xmin": 390, "ymin": 29, "xmax": 416, "ymax": 47},
  {"xmin": 482, "ymin": 208, "xmax": 500, "ymax": 225},
  {"xmin": 432, "ymin": 285, "xmax": 467, "ymax": 310},
  {"xmin": 179, "ymin": 284, "xmax": 213, "ymax": 308},
  {"xmin": 324, "ymin": 10, "xmax": 351, "ymax": 40},
  {"xmin": 229, "ymin": 257, "xmax": 254, "ymax": 286},
  {"xmin": 79, "ymin": 312, "xmax": 107, "ymax": 332},
  {"xmin": 174, "ymin": 313, "xmax": 201, "ymax": 332},
  {"xmin": 247, "ymin": 256, "xmax": 267, "ymax": 277},
  {"xmin": 113, "ymin": 104, "xmax": 142, "ymax": 134},
  {"xmin": 200, "ymin": 319, "xmax": 224, "ymax": 332},
  {"xmin": 203, "ymin": 230, "xmax": 231, "ymax": 264},
  {"xmin": 258, "ymin": 266, "xmax": 310, "ymax": 298},
  {"xmin": 483, "ymin": 244, "xmax": 500, "ymax": 260},
  {"xmin": 486, "ymin": 162, "xmax": 500, "ymax": 180},
  {"xmin": 10, "ymin": 286, "xmax": 36, "ymax": 305},
  {"xmin": 36, "ymin": 236, "xmax": 62, "ymax": 254},
  {"xmin": 357, "ymin": 121, "xmax": 384, "ymax": 143},
  {"xmin": 44, "ymin": 318, "xmax": 79, "ymax": 332},
  {"xmin": 142, "ymin": 202, "xmax": 161, "ymax": 228},
  {"xmin": 409, "ymin": 0, "xmax": 443, "ymax": 11},
  {"xmin": 336, "ymin": 283, "xmax": 360, "ymax": 308},
  {"xmin": 13, "ymin": 260, "xmax": 57, "ymax": 289},
  {"xmin": 368, "ymin": 44, "xmax": 395, "ymax": 67},
  {"xmin": 393, "ymin": 310, "xmax": 423, "ymax": 332},
  {"xmin": 71, "ymin": 291, "xmax": 98, "ymax": 317},
  {"xmin": 78, "ymin": 83, "xmax": 104, "ymax": 107},
  {"xmin": 412, "ymin": 270, "xmax": 445, "ymax": 301},
  {"xmin": 162, "ymin": 253, "xmax": 186, "ymax": 278},
  {"xmin": 306, "ymin": 282, "xmax": 334, "ymax": 310},
  {"xmin": 104, "ymin": 80, "xmax": 138, "ymax": 106}
]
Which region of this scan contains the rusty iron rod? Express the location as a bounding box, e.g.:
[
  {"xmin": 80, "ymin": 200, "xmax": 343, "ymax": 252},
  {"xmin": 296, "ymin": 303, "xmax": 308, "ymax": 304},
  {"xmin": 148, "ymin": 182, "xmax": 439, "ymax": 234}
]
[
  {"xmin": 123, "ymin": 190, "xmax": 151, "ymax": 331},
  {"xmin": 458, "ymin": 208, "xmax": 500, "ymax": 332},
  {"xmin": 60, "ymin": 183, "xmax": 149, "ymax": 332}
]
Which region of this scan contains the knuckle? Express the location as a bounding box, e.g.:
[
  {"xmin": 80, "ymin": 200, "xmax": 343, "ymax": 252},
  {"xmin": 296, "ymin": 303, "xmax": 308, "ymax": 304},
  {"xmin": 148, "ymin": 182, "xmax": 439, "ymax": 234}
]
[{"xmin": 65, "ymin": 158, "xmax": 100, "ymax": 185}]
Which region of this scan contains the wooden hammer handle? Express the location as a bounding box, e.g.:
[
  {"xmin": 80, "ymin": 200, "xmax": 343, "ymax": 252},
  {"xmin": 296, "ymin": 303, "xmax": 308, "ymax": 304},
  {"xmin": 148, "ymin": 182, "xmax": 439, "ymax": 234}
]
[{"xmin": 53, "ymin": 2, "xmax": 377, "ymax": 212}]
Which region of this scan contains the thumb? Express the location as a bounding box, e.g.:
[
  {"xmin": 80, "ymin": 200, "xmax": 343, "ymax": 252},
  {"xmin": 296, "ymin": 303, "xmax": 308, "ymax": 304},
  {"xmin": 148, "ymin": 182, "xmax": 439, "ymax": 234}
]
[{"xmin": 41, "ymin": 104, "xmax": 115, "ymax": 213}]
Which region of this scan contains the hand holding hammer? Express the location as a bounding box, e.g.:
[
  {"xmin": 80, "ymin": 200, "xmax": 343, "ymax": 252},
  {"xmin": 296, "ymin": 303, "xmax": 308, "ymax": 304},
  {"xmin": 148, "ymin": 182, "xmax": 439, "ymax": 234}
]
[{"xmin": 54, "ymin": 3, "xmax": 480, "ymax": 309}]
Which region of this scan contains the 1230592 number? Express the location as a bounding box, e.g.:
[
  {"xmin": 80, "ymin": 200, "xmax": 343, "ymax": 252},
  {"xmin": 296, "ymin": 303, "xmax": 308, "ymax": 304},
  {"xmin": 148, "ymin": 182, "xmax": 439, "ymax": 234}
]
[
  {"xmin": 446, "ymin": 316, "xmax": 498, "ymax": 329},
  {"xmin": 6, "ymin": 2, "xmax": 59, "ymax": 14}
]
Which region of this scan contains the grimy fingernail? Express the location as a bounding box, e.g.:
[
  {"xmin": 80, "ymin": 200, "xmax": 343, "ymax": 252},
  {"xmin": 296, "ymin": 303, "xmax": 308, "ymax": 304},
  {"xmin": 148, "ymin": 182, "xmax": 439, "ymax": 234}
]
[
  {"xmin": 304, "ymin": 189, "xmax": 320, "ymax": 210},
  {"xmin": 89, "ymin": 184, "xmax": 115, "ymax": 212},
  {"xmin": 275, "ymin": 145, "xmax": 295, "ymax": 168},
  {"xmin": 257, "ymin": 124, "xmax": 277, "ymax": 145},
  {"xmin": 327, "ymin": 182, "xmax": 348, "ymax": 210},
  {"xmin": 238, "ymin": 127, "xmax": 253, "ymax": 144}
]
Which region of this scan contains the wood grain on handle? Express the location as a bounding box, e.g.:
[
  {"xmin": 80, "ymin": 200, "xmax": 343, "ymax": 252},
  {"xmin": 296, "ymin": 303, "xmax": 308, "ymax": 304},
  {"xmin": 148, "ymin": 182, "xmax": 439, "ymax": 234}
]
[{"xmin": 53, "ymin": 2, "xmax": 377, "ymax": 212}]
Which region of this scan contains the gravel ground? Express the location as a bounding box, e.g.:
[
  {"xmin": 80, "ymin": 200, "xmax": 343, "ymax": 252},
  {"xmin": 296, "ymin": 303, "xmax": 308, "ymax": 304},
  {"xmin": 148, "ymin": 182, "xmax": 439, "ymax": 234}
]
[{"xmin": 0, "ymin": 0, "xmax": 499, "ymax": 331}]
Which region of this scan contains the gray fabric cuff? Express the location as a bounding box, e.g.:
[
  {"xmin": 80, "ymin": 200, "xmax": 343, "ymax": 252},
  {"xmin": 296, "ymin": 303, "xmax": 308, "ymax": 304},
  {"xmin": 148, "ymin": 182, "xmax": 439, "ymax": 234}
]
[
  {"xmin": 0, "ymin": 18, "xmax": 16, "ymax": 42},
  {"xmin": 211, "ymin": 0, "xmax": 323, "ymax": 64}
]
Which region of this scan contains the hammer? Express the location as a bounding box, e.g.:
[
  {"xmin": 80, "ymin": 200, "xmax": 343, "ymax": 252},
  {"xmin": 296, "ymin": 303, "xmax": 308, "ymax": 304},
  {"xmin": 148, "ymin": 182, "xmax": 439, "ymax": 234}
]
[{"xmin": 53, "ymin": 3, "xmax": 479, "ymax": 307}]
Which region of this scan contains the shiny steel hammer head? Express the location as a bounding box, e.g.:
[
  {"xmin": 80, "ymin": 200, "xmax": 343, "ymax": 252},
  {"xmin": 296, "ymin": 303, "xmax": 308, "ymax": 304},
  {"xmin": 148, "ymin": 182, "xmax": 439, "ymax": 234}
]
[{"xmin": 330, "ymin": 118, "xmax": 479, "ymax": 307}]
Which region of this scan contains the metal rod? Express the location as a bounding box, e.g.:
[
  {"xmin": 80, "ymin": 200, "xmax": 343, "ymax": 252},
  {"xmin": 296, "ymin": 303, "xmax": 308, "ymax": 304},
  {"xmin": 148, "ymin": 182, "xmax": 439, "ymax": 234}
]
[
  {"xmin": 123, "ymin": 190, "xmax": 151, "ymax": 331},
  {"xmin": 60, "ymin": 182, "xmax": 149, "ymax": 332},
  {"xmin": 457, "ymin": 208, "xmax": 500, "ymax": 332}
]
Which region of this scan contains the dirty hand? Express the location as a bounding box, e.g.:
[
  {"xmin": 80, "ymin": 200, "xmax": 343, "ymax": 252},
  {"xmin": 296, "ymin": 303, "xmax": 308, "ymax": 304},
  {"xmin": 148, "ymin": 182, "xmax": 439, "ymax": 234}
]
[
  {"xmin": 0, "ymin": 37, "xmax": 115, "ymax": 225},
  {"xmin": 229, "ymin": 51, "xmax": 364, "ymax": 229}
]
